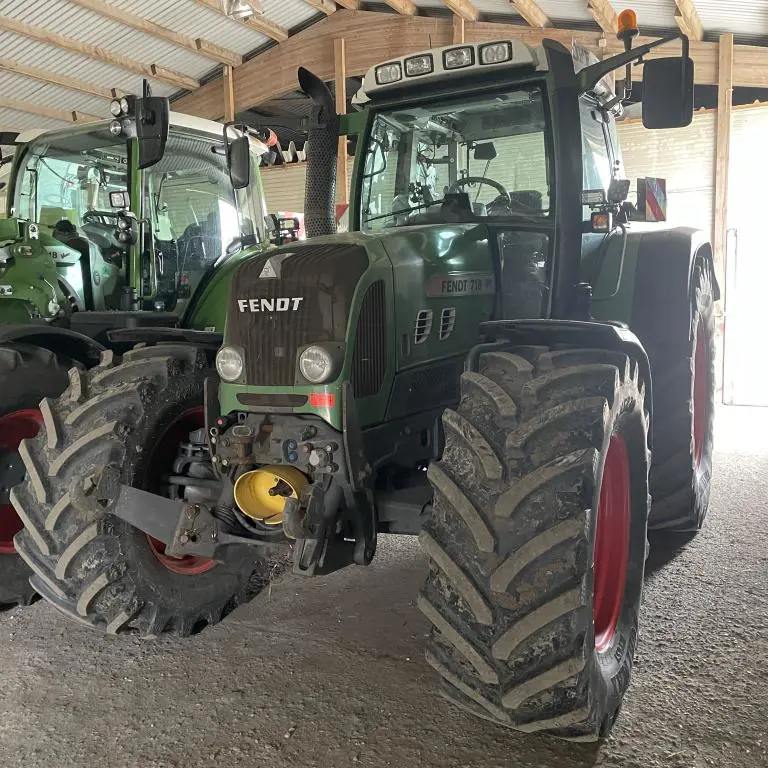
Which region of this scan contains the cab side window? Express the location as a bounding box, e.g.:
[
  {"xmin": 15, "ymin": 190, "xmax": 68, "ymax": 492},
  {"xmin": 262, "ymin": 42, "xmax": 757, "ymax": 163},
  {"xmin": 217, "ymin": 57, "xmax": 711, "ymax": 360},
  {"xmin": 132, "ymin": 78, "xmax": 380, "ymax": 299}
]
[{"xmin": 580, "ymin": 98, "xmax": 613, "ymax": 220}]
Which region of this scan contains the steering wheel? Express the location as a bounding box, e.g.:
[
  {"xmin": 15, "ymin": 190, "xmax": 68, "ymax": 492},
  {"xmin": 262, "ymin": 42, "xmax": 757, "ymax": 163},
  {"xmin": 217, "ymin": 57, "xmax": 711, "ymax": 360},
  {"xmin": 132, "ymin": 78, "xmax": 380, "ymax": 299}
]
[
  {"xmin": 448, "ymin": 176, "xmax": 511, "ymax": 205},
  {"xmin": 81, "ymin": 210, "xmax": 120, "ymax": 226}
]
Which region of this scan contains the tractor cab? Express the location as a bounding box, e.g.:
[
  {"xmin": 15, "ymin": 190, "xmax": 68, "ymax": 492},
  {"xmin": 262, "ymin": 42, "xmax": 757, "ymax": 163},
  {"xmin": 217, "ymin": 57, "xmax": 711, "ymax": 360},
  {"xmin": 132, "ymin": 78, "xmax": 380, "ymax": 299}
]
[{"xmin": 1, "ymin": 95, "xmax": 269, "ymax": 330}]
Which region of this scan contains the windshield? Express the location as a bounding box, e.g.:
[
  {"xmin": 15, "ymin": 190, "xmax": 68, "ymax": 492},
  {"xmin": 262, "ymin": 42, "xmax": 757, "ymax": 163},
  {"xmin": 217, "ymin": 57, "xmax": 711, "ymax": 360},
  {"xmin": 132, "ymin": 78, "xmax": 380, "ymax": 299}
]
[
  {"xmin": 14, "ymin": 127, "xmax": 128, "ymax": 226},
  {"xmin": 144, "ymin": 130, "xmax": 266, "ymax": 310},
  {"xmin": 360, "ymin": 86, "xmax": 550, "ymax": 231}
]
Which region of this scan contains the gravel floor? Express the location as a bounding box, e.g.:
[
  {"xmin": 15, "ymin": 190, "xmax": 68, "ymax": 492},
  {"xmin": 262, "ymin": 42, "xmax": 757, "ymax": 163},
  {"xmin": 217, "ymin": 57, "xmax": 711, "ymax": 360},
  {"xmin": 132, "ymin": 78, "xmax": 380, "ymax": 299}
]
[{"xmin": 0, "ymin": 407, "xmax": 766, "ymax": 768}]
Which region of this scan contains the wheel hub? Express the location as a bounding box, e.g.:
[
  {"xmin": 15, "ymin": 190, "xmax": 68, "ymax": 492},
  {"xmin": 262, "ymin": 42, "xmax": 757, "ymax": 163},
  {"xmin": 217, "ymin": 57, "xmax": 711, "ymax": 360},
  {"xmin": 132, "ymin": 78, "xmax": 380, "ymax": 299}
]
[
  {"xmin": 145, "ymin": 406, "xmax": 217, "ymax": 575},
  {"xmin": 0, "ymin": 409, "xmax": 43, "ymax": 555},
  {"xmin": 593, "ymin": 434, "xmax": 631, "ymax": 652}
]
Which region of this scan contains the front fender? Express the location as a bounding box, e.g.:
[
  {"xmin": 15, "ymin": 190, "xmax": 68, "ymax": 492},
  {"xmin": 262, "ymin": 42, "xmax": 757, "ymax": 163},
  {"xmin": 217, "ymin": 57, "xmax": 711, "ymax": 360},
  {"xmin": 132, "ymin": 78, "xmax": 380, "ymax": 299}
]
[{"xmin": 0, "ymin": 324, "xmax": 104, "ymax": 367}]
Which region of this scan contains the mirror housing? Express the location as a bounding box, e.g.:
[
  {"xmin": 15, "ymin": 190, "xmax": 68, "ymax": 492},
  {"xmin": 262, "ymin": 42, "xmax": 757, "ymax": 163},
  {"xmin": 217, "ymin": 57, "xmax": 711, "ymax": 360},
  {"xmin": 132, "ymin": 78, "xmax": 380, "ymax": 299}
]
[
  {"xmin": 135, "ymin": 96, "xmax": 170, "ymax": 169},
  {"xmin": 642, "ymin": 56, "xmax": 694, "ymax": 129},
  {"xmin": 227, "ymin": 135, "xmax": 251, "ymax": 190}
]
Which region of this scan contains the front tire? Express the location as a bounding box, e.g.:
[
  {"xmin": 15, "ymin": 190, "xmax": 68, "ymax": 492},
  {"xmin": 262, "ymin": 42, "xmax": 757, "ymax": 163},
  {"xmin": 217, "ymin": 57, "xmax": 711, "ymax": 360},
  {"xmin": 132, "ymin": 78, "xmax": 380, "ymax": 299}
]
[
  {"xmin": 12, "ymin": 344, "xmax": 278, "ymax": 637},
  {"xmin": 420, "ymin": 347, "xmax": 650, "ymax": 740},
  {"xmin": 0, "ymin": 344, "xmax": 70, "ymax": 610}
]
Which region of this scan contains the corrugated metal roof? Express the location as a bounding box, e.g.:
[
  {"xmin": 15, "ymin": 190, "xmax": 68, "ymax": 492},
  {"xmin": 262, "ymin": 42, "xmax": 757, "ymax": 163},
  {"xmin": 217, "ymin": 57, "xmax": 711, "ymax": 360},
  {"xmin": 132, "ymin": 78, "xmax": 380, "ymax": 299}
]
[
  {"xmin": 0, "ymin": 0, "xmax": 763, "ymax": 137},
  {"xmin": 696, "ymin": 0, "xmax": 768, "ymax": 39}
]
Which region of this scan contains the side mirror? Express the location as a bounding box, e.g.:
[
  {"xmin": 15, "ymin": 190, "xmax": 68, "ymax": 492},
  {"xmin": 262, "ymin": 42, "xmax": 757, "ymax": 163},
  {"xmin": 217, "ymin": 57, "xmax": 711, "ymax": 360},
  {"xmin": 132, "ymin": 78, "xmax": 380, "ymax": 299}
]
[
  {"xmin": 642, "ymin": 56, "xmax": 694, "ymax": 129},
  {"xmin": 135, "ymin": 96, "xmax": 170, "ymax": 169},
  {"xmin": 227, "ymin": 135, "xmax": 251, "ymax": 190}
]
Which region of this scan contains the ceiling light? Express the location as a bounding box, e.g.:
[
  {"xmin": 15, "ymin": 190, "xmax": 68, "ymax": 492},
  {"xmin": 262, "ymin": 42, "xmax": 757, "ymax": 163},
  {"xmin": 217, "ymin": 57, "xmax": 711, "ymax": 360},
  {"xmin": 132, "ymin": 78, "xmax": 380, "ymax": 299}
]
[{"xmin": 221, "ymin": 0, "xmax": 261, "ymax": 19}]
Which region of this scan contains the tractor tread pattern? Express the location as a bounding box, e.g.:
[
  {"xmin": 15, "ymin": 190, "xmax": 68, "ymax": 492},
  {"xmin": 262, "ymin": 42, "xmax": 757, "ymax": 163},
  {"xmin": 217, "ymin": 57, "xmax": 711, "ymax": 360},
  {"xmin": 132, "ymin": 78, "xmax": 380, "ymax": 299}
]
[
  {"xmin": 420, "ymin": 346, "xmax": 650, "ymax": 739},
  {"xmin": 0, "ymin": 344, "xmax": 70, "ymax": 611},
  {"xmin": 647, "ymin": 259, "xmax": 715, "ymax": 530},
  {"xmin": 12, "ymin": 345, "xmax": 275, "ymax": 637}
]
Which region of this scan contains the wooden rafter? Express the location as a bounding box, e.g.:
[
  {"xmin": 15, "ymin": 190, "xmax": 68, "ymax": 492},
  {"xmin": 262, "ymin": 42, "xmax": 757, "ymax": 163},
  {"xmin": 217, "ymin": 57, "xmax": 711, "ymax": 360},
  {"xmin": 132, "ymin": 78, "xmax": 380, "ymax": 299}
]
[
  {"xmin": 587, "ymin": 0, "xmax": 617, "ymax": 35},
  {"xmin": 70, "ymin": 0, "xmax": 243, "ymax": 67},
  {"xmin": 0, "ymin": 15, "xmax": 198, "ymax": 90},
  {"xmin": 0, "ymin": 58, "xmax": 125, "ymax": 100},
  {"xmin": 381, "ymin": 0, "xmax": 418, "ymax": 15},
  {"xmin": 0, "ymin": 97, "xmax": 99, "ymax": 123},
  {"xmin": 511, "ymin": 0, "xmax": 550, "ymax": 28},
  {"xmin": 173, "ymin": 10, "xmax": 768, "ymax": 120},
  {"xmin": 443, "ymin": 0, "xmax": 479, "ymax": 23},
  {"xmin": 453, "ymin": 14, "xmax": 465, "ymax": 43},
  {"xmin": 304, "ymin": 0, "xmax": 338, "ymax": 14},
  {"xmin": 191, "ymin": 0, "xmax": 289, "ymax": 43},
  {"xmin": 335, "ymin": 0, "xmax": 362, "ymax": 9},
  {"xmin": 674, "ymin": 0, "xmax": 704, "ymax": 42}
]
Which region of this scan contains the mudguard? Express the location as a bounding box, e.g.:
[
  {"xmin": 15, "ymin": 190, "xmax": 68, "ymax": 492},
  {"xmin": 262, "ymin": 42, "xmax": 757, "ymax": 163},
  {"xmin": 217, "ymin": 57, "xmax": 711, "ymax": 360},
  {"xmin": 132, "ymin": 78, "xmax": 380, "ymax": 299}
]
[
  {"xmin": 630, "ymin": 227, "xmax": 719, "ymax": 351},
  {"xmin": 0, "ymin": 324, "xmax": 104, "ymax": 366}
]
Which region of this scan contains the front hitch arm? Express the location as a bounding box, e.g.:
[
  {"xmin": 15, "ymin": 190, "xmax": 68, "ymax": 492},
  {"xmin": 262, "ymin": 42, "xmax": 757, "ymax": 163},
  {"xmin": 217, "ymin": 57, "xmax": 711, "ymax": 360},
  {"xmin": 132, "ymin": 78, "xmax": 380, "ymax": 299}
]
[{"xmin": 103, "ymin": 482, "xmax": 281, "ymax": 559}]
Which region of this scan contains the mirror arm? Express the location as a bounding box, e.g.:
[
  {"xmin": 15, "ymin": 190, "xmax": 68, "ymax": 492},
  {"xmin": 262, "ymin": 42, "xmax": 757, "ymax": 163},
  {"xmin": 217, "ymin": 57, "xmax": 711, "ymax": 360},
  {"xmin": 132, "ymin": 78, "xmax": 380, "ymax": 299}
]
[{"xmin": 578, "ymin": 31, "xmax": 689, "ymax": 94}]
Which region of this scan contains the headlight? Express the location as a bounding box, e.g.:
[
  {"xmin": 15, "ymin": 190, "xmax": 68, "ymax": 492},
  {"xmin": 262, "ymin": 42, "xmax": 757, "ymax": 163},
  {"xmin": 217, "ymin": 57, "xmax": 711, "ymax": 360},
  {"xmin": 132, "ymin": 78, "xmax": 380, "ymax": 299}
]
[
  {"xmin": 375, "ymin": 63, "xmax": 402, "ymax": 85},
  {"xmin": 405, "ymin": 54, "xmax": 433, "ymax": 77},
  {"xmin": 216, "ymin": 346, "xmax": 244, "ymax": 382},
  {"xmin": 299, "ymin": 346, "xmax": 334, "ymax": 384},
  {"xmin": 119, "ymin": 96, "xmax": 130, "ymax": 115},
  {"xmin": 108, "ymin": 120, "xmax": 122, "ymax": 137},
  {"xmin": 443, "ymin": 46, "xmax": 474, "ymax": 70},
  {"xmin": 480, "ymin": 42, "xmax": 512, "ymax": 65},
  {"xmin": 109, "ymin": 99, "xmax": 123, "ymax": 117}
]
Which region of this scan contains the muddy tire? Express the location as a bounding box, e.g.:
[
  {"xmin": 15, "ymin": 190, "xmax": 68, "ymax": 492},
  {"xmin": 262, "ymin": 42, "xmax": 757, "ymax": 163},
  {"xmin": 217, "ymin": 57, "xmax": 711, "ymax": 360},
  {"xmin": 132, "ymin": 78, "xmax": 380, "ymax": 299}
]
[
  {"xmin": 0, "ymin": 344, "xmax": 70, "ymax": 610},
  {"xmin": 420, "ymin": 347, "xmax": 650, "ymax": 740},
  {"xmin": 646, "ymin": 260, "xmax": 715, "ymax": 531},
  {"xmin": 12, "ymin": 344, "xmax": 278, "ymax": 637}
]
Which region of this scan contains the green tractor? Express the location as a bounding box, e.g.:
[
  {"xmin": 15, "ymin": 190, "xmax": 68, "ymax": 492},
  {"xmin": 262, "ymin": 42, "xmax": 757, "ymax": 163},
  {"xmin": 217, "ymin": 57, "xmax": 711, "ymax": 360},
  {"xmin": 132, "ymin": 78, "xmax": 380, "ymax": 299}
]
[
  {"xmin": 12, "ymin": 16, "xmax": 715, "ymax": 741},
  {"xmin": 0, "ymin": 89, "xmax": 275, "ymax": 608}
]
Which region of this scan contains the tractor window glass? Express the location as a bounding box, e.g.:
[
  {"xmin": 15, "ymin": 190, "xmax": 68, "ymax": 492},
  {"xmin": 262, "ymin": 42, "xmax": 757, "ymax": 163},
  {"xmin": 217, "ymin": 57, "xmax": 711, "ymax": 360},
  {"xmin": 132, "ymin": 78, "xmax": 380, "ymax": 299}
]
[
  {"xmin": 143, "ymin": 131, "xmax": 264, "ymax": 310},
  {"xmin": 580, "ymin": 100, "xmax": 611, "ymax": 193},
  {"xmin": 361, "ymin": 87, "xmax": 550, "ymax": 230},
  {"xmin": 14, "ymin": 128, "xmax": 129, "ymax": 227}
]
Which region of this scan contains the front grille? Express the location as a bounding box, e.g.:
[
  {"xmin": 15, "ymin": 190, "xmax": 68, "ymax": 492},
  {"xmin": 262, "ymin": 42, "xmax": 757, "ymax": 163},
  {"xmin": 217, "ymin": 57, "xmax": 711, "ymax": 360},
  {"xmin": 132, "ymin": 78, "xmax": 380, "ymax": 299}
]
[
  {"xmin": 226, "ymin": 244, "xmax": 368, "ymax": 386},
  {"xmin": 352, "ymin": 280, "xmax": 387, "ymax": 398}
]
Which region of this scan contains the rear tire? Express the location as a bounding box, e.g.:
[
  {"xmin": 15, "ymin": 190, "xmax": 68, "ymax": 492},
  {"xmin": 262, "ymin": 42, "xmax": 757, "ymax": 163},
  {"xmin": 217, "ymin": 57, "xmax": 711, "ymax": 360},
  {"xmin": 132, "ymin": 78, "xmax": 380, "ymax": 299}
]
[
  {"xmin": 12, "ymin": 344, "xmax": 280, "ymax": 637},
  {"xmin": 420, "ymin": 347, "xmax": 650, "ymax": 740},
  {"xmin": 647, "ymin": 260, "xmax": 715, "ymax": 531},
  {"xmin": 0, "ymin": 344, "xmax": 70, "ymax": 610}
]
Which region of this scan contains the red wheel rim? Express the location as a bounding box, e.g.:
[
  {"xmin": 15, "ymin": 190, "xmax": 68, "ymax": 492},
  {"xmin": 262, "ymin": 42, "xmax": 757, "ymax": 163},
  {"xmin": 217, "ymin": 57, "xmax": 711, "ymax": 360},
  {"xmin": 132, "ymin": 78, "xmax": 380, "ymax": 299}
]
[
  {"xmin": 593, "ymin": 434, "xmax": 631, "ymax": 652},
  {"xmin": 692, "ymin": 320, "xmax": 709, "ymax": 468},
  {"xmin": 145, "ymin": 406, "xmax": 217, "ymax": 575},
  {"xmin": 0, "ymin": 409, "xmax": 43, "ymax": 555}
]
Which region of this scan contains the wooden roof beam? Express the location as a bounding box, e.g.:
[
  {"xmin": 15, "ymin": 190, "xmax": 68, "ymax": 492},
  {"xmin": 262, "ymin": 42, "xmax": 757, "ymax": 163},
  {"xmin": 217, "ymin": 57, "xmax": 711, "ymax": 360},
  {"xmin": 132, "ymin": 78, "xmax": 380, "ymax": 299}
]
[
  {"xmin": 0, "ymin": 15, "xmax": 198, "ymax": 90},
  {"xmin": 0, "ymin": 97, "xmax": 100, "ymax": 123},
  {"xmin": 191, "ymin": 0, "xmax": 289, "ymax": 42},
  {"xmin": 70, "ymin": 0, "xmax": 243, "ymax": 67},
  {"xmin": 303, "ymin": 0, "xmax": 338, "ymax": 14},
  {"xmin": 674, "ymin": 0, "xmax": 704, "ymax": 42},
  {"xmin": 0, "ymin": 58, "xmax": 125, "ymax": 99},
  {"xmin": 511, "ymin": 0, "xmax": 550, "ymax": 28},
  {"xmin": 443, "ymin": 1, "xmax": 479, "ymax": 23},
  {"xmin": 587, "ymin": 0, "xmax": 617, "ymax": 35},
  {"xmin": 335, "ymin": 0, "xmax": 362, "ymax": 9},
  {"xmin": 173, "ymin": 10, "xmax": 768, "ymax": 119},
  {"xmin": 382, "ymin": 0, "xmax": 419, "ymax": 15}
]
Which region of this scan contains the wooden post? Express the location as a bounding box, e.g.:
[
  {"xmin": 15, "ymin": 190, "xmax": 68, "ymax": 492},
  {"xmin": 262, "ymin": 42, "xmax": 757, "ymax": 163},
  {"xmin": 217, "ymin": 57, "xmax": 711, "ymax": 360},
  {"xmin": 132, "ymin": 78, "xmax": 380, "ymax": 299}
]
[
  {"xmin": 334, "ymin": 37, "xmax": 349, "ymax": 207},
  {"xmin": 223, "ymin": 64, "xmax": 236, "ymax": 122},
  {"xmin": 452, "ymin": 14, "xmax": 465, "ymax": 44},
  {"xmin": 714, "ymin": 32, "xmax": 733, "ymax": 291}
]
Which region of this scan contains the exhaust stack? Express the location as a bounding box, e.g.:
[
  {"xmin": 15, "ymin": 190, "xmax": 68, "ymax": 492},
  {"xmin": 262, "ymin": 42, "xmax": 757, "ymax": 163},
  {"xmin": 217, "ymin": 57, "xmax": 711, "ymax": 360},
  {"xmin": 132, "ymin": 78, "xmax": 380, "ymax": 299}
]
[{"xmin": 298, "ymin": 67, "xmax": 339, "ymax": 238}]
